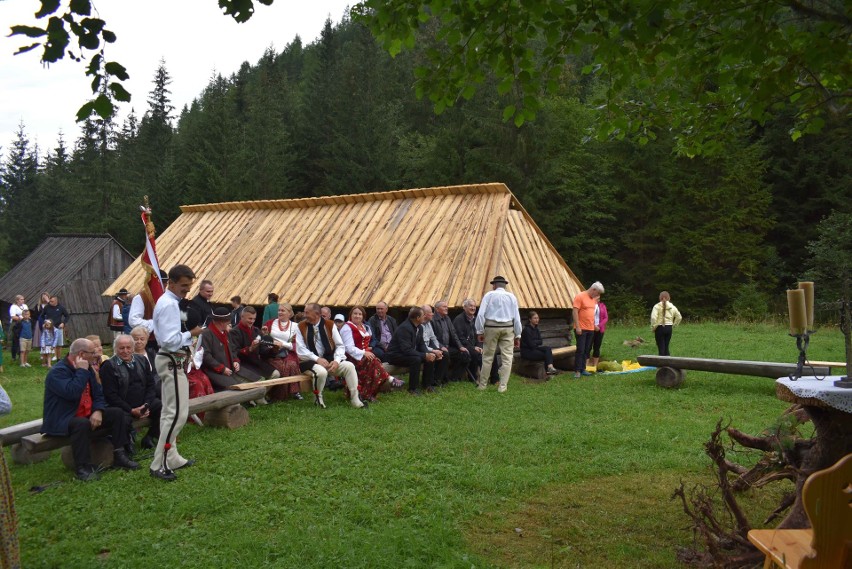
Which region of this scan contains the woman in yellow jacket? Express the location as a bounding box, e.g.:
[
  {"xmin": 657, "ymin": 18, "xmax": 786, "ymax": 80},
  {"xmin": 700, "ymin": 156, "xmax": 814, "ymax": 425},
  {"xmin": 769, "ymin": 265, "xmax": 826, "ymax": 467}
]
[{"xmin": 650, "ymin": 291, "xmax": 682, "ymax": 356}]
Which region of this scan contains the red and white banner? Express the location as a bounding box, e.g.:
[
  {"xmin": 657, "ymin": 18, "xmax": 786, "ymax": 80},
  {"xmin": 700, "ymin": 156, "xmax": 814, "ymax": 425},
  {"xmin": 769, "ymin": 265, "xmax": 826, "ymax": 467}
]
[{"xmin": 140, "ymin": 205, "xmax": 164, "ymax": 304}]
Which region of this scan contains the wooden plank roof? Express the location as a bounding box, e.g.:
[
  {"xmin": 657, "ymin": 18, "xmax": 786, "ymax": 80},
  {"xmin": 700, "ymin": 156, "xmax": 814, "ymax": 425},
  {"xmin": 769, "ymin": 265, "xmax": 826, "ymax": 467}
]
[
  {"xmin": 104, "ymin": 183, "xmax": 584, "ymax": 309},
  {"xmin": 0, "ymin": 234, "xmax": 132, "ymax": 305}
]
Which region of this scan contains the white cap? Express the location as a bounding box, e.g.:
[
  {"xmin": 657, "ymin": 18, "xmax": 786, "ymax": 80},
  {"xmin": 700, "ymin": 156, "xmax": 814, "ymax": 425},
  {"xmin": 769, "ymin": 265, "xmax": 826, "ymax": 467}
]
[{"xmin": 333, "ymin": 313, "xmax": 345, "ymax": 322}]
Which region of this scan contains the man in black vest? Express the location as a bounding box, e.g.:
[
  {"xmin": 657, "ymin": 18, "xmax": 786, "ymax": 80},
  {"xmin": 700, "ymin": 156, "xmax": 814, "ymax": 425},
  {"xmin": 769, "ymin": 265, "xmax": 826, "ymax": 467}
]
[
  {"xmin": 294, "ymin": 303, "xmax": 364, "ymax": 409},
  {"xmin": 100, "ymin": 334, "xmax": 163, "ymax": 450},
  {"xmin": 385, "ymin": 306, "xmax": 438, "ymax": 395}
]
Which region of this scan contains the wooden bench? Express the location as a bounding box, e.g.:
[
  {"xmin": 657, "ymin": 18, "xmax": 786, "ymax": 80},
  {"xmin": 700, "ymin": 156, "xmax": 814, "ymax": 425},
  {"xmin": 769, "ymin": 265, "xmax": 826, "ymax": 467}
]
[
  {"xmin": 513, "ymin": 345, "xmax": 577, "ymax": 381},
  {"xmin": 18, "ymin": 387, "xmax": 267, "ymax": 470},
  {"xmin": 1, "ymin": 419, "xmax": 52, "ymax": 464},
  {"xmin": 635, "ymin": 355, "xmax": 833, "ymax": 388}
]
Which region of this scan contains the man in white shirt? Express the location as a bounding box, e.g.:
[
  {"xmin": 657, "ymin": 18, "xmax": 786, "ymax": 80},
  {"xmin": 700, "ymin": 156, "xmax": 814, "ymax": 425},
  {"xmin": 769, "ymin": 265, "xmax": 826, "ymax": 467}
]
[
  {"xmin": 150, "ymin": 265, "xmax": 202, "ymax": 481},
  {"xmin": 475, "ymin": 276, "xmax": 522, "ymax": 393},
  {"xmin": 295, "ymin": 303, "xmax": 364, "ymax": 409}
]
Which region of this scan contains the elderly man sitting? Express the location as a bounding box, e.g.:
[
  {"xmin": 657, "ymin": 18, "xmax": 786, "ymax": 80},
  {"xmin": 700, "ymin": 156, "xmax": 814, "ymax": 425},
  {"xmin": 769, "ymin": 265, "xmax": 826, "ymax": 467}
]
[
  {"xmin": 295, "ymin": 303, "xmax": 364, "ymax": 409},
  {"xmin": 100, "ymin": 334, "xmax": 163, "ymax": 451},
  {"xmin": 201, "ymin": 307, "xmax": 264, "ymax": 391},
  {"xmin": 41, "ymin": 338, "xmax": 139, "ymax": 481}
]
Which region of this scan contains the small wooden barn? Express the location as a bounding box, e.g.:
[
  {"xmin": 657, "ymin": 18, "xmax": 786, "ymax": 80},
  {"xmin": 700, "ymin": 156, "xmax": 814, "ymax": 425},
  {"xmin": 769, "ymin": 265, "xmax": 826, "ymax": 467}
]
[
  {"xmin": 105, "ymin": 183, "xmax": 583, "ymax": 317},
  {"xmin": 0, "ymin": 234, "xmax": 134, "ymax": 342}
]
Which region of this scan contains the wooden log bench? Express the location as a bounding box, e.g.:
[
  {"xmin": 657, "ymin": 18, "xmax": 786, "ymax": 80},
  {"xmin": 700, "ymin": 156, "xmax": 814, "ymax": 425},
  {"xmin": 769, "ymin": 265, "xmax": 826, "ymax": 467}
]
[
  {"xmin": 18, "ymin": 387, "xmax": 267, "ymax": 469},
  {"xmin": 636, "ymin": 355, "xmax": 834, "ymax": 388},
  {"xmin": 513, "ymin": 345, "xmax": 577, "ymax": 381},
  {"xmin": 1, "ymin": 419, "xmax": 52, "ymax": 465}
]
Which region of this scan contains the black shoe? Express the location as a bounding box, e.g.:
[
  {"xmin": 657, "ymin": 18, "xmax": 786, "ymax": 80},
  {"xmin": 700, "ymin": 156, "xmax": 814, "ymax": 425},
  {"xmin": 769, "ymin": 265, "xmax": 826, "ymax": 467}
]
[
  {"xmin": 175, "ymin": 459, "xmax": 196, "ymax": 470},
  {"xmin": 150, "ymin": 468, "xmax": 177, "ymax": 482},
  {"xmin": 141, "ymin": 435, "xmax": 156, "ymax": 449},
  {"xmin": 75, "ymin": 465, "xmax": 100, "ymax": 482},
  {"xmin": 292, "ymin": 392, "xmax": 303, "ymax": 400},
  {"xmin": 113, "ymin": 449, "xmax": 140, "ymax": 470}
]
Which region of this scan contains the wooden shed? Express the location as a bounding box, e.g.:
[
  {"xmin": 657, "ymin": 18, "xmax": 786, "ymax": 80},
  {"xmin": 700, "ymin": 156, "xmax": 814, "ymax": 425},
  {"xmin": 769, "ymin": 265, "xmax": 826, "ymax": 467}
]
[
  {"xmin": 0, "ymin": 234, "xmax": 134, "ymax": 342},
  {"xmin": 104, "ymin": 183, "xmax": 584, "ymax": 314}
]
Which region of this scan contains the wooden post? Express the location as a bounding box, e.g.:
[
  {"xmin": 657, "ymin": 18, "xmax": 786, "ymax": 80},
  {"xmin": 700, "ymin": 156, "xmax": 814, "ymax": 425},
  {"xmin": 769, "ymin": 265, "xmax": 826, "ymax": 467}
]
[
  {"xmin": 10, "ymin": 443, "xmax": 51, "ymax": 465},
  {"xmin": 203, "ymin": 404, "xmax": 250, "ymax": 429},
  {"xmin": 656, "ymin": 367, "xmax": 685, "ymax": 388}
]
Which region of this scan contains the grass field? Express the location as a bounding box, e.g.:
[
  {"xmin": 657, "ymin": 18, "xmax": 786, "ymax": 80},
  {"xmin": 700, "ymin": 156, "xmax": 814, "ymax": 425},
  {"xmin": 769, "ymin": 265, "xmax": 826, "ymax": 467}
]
[{"xmin": 1, "ymin": 322, "xmax": 846, "ymax": 568}]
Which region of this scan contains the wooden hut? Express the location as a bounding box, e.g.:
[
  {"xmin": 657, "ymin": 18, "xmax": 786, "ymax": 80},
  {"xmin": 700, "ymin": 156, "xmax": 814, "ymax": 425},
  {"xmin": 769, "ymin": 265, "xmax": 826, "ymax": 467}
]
[
  {"xmin": 0, "ymin": 234, "xmax": 134, "ymax": 342},
  {"xmin": 105, "ymin": 184, "xmax": 584, "ymax": 338}
]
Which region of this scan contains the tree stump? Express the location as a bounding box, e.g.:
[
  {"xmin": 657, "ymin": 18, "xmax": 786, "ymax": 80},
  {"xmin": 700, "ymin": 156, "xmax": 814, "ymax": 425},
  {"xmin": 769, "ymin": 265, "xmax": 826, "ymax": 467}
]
[
  {"xmin": 656, "ymin": 366, "xmax": 685, "ymax": 388},
  {"xmin": 60, "ymin": 439, "xmax": 114, "ymax": 470},
  {"xmin": 10, "ymin": 443, "xmax": 51, "ymax": 465},
  {"xmin": 203, "ymin": 404, "xmax": 250, "ymax": 429}
]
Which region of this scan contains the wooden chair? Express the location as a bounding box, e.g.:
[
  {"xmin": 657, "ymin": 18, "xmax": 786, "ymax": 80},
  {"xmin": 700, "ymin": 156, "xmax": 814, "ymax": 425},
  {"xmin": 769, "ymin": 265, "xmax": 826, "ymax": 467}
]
[{"xmin": 748, "ymin": 453, "xmax": 852, "ymax": 568}]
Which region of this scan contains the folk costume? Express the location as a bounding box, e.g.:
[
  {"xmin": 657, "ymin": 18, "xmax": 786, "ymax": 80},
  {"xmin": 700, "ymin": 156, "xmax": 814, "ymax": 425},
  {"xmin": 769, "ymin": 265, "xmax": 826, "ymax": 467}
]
[
  {"xmin": 229, "ymin": 320, "xmax": 278, "ymax": 380},
  {"xmin": 339, "ymin": 321, "xmax": 391, "ymax": 401},
  {"xmin": 263, "ymin": 317, "xmax": 302, "ymax": 400},
  {"xmin": 151, "ymin": 288, "xmax": 195, "ymax": 480},
  {"xmin": 200, "ymin": 311, "xmax": 262, "ymax": 391},
  {"xmin": 475, "ymin": 276, "xmax": 522, "ymax": 391},
  {"xmin": 107, "ymin": 289, "xmax": 128, "ymax": 337},
  {"xmin": 294, "ymin": 317, "xmax": 364, "ymax": 408}
]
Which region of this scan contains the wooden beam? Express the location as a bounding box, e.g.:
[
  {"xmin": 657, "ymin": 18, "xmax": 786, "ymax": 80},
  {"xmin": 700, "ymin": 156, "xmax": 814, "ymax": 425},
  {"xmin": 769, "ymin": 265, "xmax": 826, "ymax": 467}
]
[
  {"xmin": 229, "ymin": 374, "xmax": 310, "ymax": 390},
  {"xmin": 636, "ymin": 355, "xmax": 831, "ymax": 378}
]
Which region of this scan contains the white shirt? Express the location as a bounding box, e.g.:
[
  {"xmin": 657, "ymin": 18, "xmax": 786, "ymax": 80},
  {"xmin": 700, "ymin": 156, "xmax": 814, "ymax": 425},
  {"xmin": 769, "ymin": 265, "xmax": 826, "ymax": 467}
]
[
  {"xmin": 295, "ymin": 320, "xmax": 346, "ymax": 363},
  {"xmin": 129, "ymin": 295, "xmax": 153, "ymax": 332},
  {"xmin": 152, "ymin": 289, "xmax": 191, "ymax": 352},
  {"xmin": 421, "ymin": 321, "xmax": 440, "ymax": 349},
  {"xmin": 339, "ymin": 322, "xmax": 372, "ymax": 361},
  {"xmin": 9, "ymin": 303, "xmax": 27, "ymax": 321},
  {"xmin": 269, "ymin": 319, "xmax": 296, "ymax": 349},
  {"xmin": 111, "ymin": 301, "xmax": 124, "ymax": 320},
  {"xmin": 475, "ymin": 287, "xmax": 522, "ymax": 337}
]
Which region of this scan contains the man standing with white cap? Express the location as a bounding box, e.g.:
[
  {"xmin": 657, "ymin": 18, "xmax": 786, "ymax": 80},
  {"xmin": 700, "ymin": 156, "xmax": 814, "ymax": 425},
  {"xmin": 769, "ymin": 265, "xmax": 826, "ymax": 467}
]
[{"xmin": 475, "ymin": 276, "xmax": 522, "ymax": 392}]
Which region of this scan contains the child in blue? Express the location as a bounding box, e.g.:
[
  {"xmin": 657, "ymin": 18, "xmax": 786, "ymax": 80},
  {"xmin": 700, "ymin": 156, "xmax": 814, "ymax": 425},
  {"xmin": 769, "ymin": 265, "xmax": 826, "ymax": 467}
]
[
  {"xmin": 19, "ymin": 309, "xmax": 33, "ymax": 367},
  {"xmin": 40, "ymin": 319, "xmax": 57, "ymax": 367}
]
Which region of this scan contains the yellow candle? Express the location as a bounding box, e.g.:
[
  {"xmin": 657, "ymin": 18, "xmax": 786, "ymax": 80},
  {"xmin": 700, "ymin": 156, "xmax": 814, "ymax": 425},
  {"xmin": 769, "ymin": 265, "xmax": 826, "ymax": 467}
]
[
  {"xmin": 798, "ymin": 281, "xmax": 814, "ymax": 330},
  {"xmin": 787, "ymin": 289, "xmax": 807, "ymax": 335}
]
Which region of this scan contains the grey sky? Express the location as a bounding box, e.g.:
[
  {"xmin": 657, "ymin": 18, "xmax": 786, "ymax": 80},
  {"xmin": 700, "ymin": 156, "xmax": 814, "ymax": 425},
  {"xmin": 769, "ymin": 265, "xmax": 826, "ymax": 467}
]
[{"xmin": 1, "ymin": 0, "xmax": 351, "ymax": 154}]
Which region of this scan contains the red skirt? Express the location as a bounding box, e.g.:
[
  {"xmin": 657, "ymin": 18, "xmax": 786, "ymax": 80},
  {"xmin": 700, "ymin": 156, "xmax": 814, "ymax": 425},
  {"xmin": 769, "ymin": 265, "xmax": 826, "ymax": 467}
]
[
  {"xmin": 266, "ymin": 351, "xmax": 302, "ymax": 399},
  {"xmin": 348, "ymin": 356, "xmax": 390, "ymax": 401}
]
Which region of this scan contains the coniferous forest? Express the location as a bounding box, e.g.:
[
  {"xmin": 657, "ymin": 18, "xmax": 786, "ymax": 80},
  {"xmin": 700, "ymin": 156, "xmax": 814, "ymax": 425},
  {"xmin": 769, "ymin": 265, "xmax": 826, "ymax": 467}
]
[{"xmin": 1, "ymin": 16, "xmax": 849, "ymax": 317}]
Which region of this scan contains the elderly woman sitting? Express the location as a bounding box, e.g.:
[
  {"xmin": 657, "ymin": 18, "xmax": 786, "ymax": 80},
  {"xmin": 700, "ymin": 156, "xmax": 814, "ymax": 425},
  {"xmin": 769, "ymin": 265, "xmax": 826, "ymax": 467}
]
[
  {"xmin": 262, "ymin": 302, "xmax": 303, "ymax": 401},
  {"xmin": 339, "ymin": 306, "xmax": 401, "ymax": 402}
]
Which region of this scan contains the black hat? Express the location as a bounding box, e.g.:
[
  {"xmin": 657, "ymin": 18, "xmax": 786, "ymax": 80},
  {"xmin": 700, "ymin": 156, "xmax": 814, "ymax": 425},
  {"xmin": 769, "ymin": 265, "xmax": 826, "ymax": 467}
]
[
  {"xmin": 117, "ymin": 288, "xmax": 129, "ymax": 296},
  {"xmin": 490, "ymin": 275, "xmax": 509, "ymax": 285},
  {"xmin": 159, "ymin": 269, "xmax": 169, "ymax": 282},
  {"xmin": 211, "ymin": 307, "xmax": 232, "ymax": 321}
]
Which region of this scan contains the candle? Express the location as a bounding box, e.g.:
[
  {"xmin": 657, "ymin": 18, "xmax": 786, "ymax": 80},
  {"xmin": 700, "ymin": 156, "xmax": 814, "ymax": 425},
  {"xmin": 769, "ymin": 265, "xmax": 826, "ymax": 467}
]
[
  {"xmin": 798, "ymin": 281, "xmax": 814, "ymax": 330},
  {"xmin": 787, "ymin": 289, "xmax": 807, "ymax": 335}
]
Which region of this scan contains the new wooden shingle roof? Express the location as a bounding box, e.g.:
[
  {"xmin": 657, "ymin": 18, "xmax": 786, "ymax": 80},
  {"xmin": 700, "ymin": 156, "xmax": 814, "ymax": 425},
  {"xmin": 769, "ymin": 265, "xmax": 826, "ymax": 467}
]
[{"xmin": 104, "ymin": 183, "xmax": 583, "ymax": 309}]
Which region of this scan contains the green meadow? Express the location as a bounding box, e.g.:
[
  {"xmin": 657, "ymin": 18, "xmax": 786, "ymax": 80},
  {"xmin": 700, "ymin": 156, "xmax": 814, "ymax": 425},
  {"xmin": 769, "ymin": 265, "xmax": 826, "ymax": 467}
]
[{"xmin": 1, "ymin": 322, "xmax": 846, "ymax": 568}]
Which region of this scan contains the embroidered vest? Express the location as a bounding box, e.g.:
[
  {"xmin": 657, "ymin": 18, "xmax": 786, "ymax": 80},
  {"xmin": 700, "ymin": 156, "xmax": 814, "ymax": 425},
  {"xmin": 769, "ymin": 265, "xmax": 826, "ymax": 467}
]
[{"xmin": 298, "ymin": 318, "xmax": 336, "ymax": 357}]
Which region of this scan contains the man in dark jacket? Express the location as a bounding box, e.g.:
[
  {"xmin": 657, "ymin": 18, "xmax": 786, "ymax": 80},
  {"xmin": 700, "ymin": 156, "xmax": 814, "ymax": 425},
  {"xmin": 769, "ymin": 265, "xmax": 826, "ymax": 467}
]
[
  {"xmin": 385, "ymin": 306, "xmax": 437, "ymax": 395},
  {"xmin": 229, "ymin": 306, "xmax": 279, "ymax": 380},
  {"xmin": 41, "ymin": 295, "xmax": 70, "ymax": 362},
  {"xmin": 100, "ymin": 335, "xmax": 162, "ymax": 450},
  {"xmin": 41, "ymin": 338, "xmax": 138, "ymax": 481},
  {"xmin": 367, "ymin": 301, "xmax": 397, "ymax": 361},
  {"xmin": 201, "ymin": 307, "xmax": 263, "ymax": 391},
  {"xmin": 432, "ymin": 300, "xmax": 471, "ymax": 382},
  {"xmin": 191, "ymin": 279, "xmax": 215, "ymax": 328}
]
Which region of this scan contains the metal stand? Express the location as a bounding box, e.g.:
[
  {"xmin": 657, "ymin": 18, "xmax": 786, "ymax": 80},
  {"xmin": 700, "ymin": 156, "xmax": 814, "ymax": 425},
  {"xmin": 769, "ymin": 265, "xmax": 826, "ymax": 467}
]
[{"xmin": 788, "ymin": 331, "xmax": 813, "ymax": 381}]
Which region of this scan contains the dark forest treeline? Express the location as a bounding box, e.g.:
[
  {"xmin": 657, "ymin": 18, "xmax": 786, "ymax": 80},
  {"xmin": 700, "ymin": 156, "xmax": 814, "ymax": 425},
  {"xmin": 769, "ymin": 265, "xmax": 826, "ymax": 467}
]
[{"xmin": 1, "ymin": 17, "xmax": 848, "ymax": 317}]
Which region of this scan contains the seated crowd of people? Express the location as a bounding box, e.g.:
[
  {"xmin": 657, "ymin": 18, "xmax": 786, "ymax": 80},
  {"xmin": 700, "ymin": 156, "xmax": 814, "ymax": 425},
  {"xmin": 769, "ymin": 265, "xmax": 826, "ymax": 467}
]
[{"xmin": 42, "ymin": 281, "xmax": 511, "ymax": 481}]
